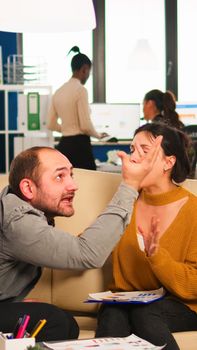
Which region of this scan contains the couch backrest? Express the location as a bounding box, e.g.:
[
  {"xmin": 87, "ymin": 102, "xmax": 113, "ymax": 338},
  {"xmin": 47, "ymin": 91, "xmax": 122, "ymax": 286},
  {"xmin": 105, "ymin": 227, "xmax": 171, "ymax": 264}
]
[
  {"xmin": 0, "ymin": 174, "xmax": 9, "ymax": 189},
  {"xmin": 181, "ymin": 178, "xmax": 197, "ymax": 194}
]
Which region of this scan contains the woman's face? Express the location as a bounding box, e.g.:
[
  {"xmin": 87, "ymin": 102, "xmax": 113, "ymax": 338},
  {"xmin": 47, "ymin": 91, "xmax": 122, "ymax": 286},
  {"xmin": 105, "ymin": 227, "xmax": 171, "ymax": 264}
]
[
  {"xmin": 143, "ymin": 100, "xmax": 150, "ymax": 121},
  {"xmin": 130, "ymin": 131, "xmax": 167, "ymax": 188},
  {"xmin": 143, "ymin": 99, "xmax": 157, "ymax": 121}
]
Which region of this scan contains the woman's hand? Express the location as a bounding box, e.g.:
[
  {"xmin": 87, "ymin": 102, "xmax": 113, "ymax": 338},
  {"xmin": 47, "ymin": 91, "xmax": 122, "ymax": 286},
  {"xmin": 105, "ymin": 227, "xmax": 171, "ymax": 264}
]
[{"xmin": 138, "ymin": 216, "xmax": 160, "ymax": 257}]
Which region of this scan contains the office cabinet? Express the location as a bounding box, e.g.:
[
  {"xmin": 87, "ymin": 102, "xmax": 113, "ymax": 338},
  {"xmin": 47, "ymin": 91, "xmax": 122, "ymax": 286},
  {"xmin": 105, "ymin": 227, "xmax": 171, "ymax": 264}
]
[{"xmin": 0, "ymin": 84, "xmax": 53, "ymax": 173}]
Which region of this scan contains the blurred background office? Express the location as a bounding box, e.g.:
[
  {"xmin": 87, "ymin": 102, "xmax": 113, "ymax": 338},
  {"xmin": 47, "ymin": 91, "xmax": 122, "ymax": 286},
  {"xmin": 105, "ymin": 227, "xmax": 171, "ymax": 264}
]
[{"xmin": 0, "ymin": 0, "xmax": 197, "ymax": 176}]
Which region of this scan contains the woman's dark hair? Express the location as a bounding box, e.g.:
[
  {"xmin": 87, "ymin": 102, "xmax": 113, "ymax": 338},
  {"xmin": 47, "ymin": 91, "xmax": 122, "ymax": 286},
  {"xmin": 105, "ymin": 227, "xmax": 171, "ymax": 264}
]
[
  {"xmin": 68, "ymin": 46, "xmax": 91, "ymax": 72},
  {"xmin": 134, "ymin": 123, "xmax": 191, "ymax": 183},
  {"xmin": 144, "ymin": 89, "xmax": 184, "ymax": 129}
]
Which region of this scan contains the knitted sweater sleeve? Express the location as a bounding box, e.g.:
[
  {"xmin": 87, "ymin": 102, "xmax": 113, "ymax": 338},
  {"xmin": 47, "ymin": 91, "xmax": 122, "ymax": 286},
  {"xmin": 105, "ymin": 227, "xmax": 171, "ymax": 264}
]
[{"xmin": 147, "ymin": 206, "xmax": 197, "ymax": 300}]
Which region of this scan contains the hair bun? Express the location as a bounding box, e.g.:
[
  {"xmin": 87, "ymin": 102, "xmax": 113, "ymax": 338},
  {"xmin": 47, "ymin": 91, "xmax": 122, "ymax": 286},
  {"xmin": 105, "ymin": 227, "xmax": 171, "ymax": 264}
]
[{"xmin": 67, "ymin": 46, "xmax": 80, "ymax": 56}]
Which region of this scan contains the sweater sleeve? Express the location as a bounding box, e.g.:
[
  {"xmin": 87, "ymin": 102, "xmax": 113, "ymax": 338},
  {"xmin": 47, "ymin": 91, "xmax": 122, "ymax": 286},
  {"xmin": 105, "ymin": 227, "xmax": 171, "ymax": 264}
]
[
  {"xmin": 147, "ymin": 224, "xmax": 197, "ymax": 300},
  {"xmin": 77, "ymin": 88, "xmax": 101, "ymax": 139}
]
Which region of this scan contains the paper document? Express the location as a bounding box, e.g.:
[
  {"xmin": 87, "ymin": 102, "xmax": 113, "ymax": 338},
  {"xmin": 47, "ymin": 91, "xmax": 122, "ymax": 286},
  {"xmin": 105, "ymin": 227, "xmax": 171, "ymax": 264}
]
[
  {"xmin": 43, "ymin": 334, "xmax": 165, "ymax": 350},
  {"xmin": 85, "ymin": 287, "xmax": 165, "ymax": 304}
]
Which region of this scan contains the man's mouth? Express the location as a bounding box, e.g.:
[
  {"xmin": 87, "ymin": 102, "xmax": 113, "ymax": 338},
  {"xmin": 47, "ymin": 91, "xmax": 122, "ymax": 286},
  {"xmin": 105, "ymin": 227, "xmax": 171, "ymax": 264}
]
[{"xmin": 61, "ymin": 194, "xmax": 74, "ymax": 204}]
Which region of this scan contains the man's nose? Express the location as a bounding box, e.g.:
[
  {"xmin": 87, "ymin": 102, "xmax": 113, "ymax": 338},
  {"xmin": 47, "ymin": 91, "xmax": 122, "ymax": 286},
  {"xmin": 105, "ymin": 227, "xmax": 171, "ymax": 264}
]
[{"xmin": 66, "ymin": 177, "xmax": 78, "ymax": 192}]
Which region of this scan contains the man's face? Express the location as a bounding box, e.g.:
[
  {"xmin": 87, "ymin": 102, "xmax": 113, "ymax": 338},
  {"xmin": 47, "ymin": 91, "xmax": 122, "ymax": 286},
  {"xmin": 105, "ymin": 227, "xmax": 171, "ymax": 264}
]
[{"xmin": 31, "ymin": 150, "xmax": 78, "ymax": 217}]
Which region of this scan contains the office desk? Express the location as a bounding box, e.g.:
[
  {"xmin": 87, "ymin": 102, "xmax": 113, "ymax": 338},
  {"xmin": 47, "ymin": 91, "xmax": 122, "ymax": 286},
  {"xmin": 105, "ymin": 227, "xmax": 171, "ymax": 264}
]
[
  {"xmin": 92, "ymin": 141, "xmax": 130, "ymax": 163},
  {"xmin": 96, "ymin": 163, "xmax": 121, "ymax": 173}
]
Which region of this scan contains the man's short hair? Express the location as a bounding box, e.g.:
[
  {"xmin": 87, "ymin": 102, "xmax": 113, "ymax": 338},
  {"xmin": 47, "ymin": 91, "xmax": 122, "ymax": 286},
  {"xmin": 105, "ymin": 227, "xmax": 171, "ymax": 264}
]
[{"xmin": 9, "ymin": 146, "xmax": 55, "ymax": 198}]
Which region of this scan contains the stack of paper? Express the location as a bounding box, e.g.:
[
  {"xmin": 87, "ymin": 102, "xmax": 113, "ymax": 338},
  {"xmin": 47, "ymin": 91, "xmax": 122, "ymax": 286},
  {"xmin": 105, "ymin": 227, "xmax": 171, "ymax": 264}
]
[
  {"xmin": 85, "ymin": 287, "xmax": 165, "ymax": 304},
  {"xmin": 44, "ymin": 334, "xmax": 166, "ymax": 350}
]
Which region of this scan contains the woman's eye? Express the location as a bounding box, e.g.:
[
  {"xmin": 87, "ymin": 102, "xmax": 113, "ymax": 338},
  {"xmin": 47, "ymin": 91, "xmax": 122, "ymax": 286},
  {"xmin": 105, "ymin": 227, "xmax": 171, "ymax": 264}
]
[
  {"xmin": 130, "ymin": 147, "xmax": 134, "ymax": 154},
  {"xmin": 143, "ymin": 147, "xmax": 150, "ymax": 154}
]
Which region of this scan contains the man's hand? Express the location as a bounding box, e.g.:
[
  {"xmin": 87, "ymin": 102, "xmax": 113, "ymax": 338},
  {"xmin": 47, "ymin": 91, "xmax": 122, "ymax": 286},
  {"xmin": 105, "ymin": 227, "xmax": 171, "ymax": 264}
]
[
  {"xmin": 117, "ymin": 135, "xmax": 162, "ymax": 190},
  {"xmin": 138, "ymin": 216, "xmax": 160, "ymax": 257}
]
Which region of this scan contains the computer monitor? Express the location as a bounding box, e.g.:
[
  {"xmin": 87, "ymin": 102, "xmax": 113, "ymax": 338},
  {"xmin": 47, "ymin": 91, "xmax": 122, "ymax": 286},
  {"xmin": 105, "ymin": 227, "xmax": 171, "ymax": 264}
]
[
  {"xmin": 90, "ymin": 103, "xmax": 140, "ymax": 140},
  {"xmin": 176, "ymin": 103, "xmax": 197, "ymax": 126}
]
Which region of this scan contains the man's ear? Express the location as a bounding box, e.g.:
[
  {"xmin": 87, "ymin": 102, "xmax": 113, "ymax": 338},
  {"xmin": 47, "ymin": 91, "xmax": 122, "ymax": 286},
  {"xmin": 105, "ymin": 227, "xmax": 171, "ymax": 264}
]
[
  {"xmin": 164, "ymin": 155, "xmax": 176, "ymax": 171},
  {"xmin": 19, "ymin": 179, "xmax": 35, "ymax": 200}
]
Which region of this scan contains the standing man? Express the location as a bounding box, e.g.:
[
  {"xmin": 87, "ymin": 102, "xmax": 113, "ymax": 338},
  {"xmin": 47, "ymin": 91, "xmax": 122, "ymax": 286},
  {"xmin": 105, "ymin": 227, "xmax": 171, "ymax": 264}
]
[
  {"xmin": 0, "ymin": 138, "xmax": 161, "ymax": 341},
  {"xmin": 48, "ymin": 46, "xmax": 106, "ymax": 170}
]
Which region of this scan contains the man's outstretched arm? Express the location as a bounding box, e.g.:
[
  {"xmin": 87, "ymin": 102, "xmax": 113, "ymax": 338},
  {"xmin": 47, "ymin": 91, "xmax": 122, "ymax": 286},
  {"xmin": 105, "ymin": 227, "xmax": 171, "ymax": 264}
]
[{"xmin": 6, "ymin": 137, "xmax": 162, "ymax": 269}]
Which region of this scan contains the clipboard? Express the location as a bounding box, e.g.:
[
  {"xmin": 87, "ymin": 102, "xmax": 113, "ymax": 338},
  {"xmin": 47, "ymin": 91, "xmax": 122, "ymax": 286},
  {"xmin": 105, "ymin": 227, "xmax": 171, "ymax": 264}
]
[{"xmin": 85, "ymin": 287, "xmax": 165, "ymax": 304}]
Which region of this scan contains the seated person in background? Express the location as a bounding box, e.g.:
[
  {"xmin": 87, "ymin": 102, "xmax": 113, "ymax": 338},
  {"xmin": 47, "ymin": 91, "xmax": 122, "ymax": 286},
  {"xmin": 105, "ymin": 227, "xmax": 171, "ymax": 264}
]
[
  {"xmin": 96, "ymin": 123, "xmax": 197, "ymax": 350},
  {"xmin": 0, "ymin": 143, "xmax": 161, "ymax": 342},
  {"xmin": 143, "ymin": 89, "xmax": 184, "ymax": 129}
]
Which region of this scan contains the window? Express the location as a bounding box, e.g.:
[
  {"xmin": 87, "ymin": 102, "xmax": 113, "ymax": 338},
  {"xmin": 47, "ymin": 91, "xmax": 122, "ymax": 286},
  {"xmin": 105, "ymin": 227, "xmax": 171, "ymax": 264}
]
[
  {"xmin": 178, "ymin": 0, "xmax": 197, "ymax": 101},
  {"xmin": 105, "ymin": 0, "xmax": 165, "ymax": 103}
]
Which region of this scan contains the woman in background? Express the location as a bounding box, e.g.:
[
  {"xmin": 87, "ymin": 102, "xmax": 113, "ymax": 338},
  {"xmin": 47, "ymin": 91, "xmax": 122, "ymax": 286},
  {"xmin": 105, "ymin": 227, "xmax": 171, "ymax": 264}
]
[
  {"xmin": 47, "ymin": 46, "xmax": 106, "ymax": 170},
  {"xmin": 96, "ymin": 123, "xmax": 197, "ymax": 350},
  {"xmin": 143, "ymin": 89, "xmax": 184, "ymax": 129}
]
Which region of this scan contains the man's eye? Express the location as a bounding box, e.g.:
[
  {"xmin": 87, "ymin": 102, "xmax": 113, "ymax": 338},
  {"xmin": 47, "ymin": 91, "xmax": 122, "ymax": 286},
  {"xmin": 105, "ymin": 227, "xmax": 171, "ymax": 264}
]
[{"xmin": 56, "ymin": 174, "xmax": 63, "ymax": 180}]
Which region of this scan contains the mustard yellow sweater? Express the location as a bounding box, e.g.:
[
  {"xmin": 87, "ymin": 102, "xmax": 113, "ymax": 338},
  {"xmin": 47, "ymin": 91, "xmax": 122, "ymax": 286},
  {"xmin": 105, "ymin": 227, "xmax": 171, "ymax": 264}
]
[{"xmin": 111, "ymin": 186, "xmax": 197, "ymax": 312}]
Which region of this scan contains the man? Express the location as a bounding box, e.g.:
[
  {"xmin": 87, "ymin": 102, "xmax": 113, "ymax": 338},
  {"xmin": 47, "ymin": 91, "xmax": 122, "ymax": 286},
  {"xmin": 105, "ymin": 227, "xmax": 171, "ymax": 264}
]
[{"xmin": 0, "ymin": 140, "xmax": 161, "ymax": 341}]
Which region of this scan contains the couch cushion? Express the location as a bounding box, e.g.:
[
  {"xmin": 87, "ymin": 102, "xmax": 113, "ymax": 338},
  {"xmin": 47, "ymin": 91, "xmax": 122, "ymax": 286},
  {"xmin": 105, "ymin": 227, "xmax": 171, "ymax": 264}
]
[
  {"xmin": 52, "ymin": 259, "xmax": 112, "ymax": 313},
  {"xmin": 25, "ymin": 268, "xmax": 52, "ymax": 303}
]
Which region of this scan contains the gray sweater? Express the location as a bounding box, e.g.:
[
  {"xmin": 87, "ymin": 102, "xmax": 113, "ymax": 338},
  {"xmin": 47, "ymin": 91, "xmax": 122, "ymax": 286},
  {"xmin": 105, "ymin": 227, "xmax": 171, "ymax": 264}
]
[{"xmin": 0, "ymin": 183, "xmax": 138, "ymax": 301}]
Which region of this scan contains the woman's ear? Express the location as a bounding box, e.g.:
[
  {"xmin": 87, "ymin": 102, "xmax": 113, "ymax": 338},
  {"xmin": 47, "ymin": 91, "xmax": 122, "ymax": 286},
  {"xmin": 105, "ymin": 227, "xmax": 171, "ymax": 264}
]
[
  {"xmin": 164, "ymin": 155, "xmax": 176, "ymax": 172},
  {"xmin": 19, "ymin": 179, "xmax": 35, "ymax": 200}
]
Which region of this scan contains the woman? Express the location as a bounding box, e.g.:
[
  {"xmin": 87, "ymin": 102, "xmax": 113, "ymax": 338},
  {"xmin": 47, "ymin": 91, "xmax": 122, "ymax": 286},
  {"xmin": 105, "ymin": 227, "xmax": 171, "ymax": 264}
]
[
  {"xmin": 143, "ymin": 89, "xmax": 184, "ymax": 129},
  {"xmin": 96, "ymin": 123, "xmax": 197, "ymax": 350},
  {"xmin": 47, "ymin": 46, "xmax": 105, "ymax": 170}
]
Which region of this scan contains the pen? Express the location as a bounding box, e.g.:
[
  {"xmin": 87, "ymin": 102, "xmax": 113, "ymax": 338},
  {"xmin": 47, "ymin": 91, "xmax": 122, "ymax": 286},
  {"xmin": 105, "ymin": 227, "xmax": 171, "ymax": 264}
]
[
  {"xmin": 16, "ymin": 314, "xmax": 30, "ymax": 339},
  {"xmin": 6, "ymin": 335, "xmax": 14, "ymax": 339},
  {"xmin": 30, "ymin": 319, "xmax": 47, "ymax": 338},
  {"xmin": 12, "ymin": 317, "xmax": 23, "ymax": 338}
]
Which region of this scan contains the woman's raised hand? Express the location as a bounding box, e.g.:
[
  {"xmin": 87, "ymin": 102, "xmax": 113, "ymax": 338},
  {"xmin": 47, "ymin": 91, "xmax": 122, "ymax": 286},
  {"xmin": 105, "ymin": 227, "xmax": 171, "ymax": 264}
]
[{"xmin": 138, "ymin": 216, "xmax": 160, "ymax": 257}]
